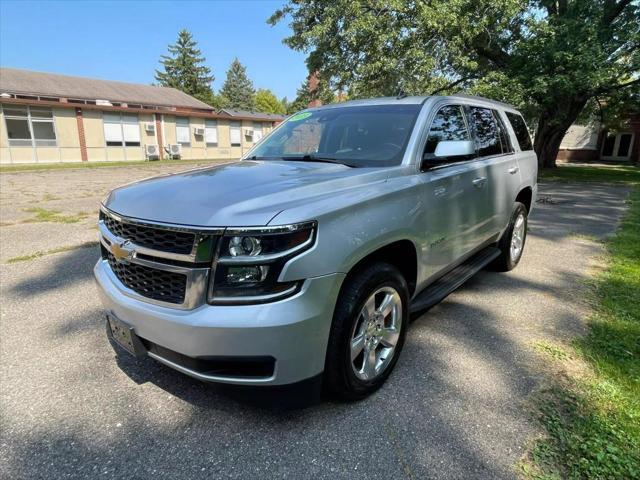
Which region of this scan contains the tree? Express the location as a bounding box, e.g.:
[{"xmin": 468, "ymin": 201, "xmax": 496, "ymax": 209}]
[
  {"xmin": 287, "ymin": 74, "xmax": 336, "ymax": 113},
  {"xmin": 155, "ymin": 29, "xmax": 215, "ymax": 105},
  {"xmin": 255, "ymin": 89, "xmax": 287, "ymax": 114},
  {"xmin": 269, "ymin": 1, "xmax": 640, "ymax": 167},
  {"xmin": 219, "ymin": 58, "xmax": 256, "ymax": 111}
]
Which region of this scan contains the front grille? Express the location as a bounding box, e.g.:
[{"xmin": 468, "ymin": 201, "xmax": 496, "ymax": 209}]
[
  {"xmin": 106, "ymin": 250, "xmax": 187, "ymax": 304},
  {"xmin": 101, "ymin": 211, "xmax": 195, "ymax": 255}
]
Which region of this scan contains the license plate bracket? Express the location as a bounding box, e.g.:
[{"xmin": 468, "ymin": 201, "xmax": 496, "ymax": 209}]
[{"xmin": 106, "ymin": 313, "xmax": 146, "ymax": 357}]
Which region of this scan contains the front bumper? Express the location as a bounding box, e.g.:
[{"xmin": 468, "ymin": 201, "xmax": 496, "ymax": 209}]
[{"xmin": 94, "ymin": 259, "xmax": 345, "ymax": 386}]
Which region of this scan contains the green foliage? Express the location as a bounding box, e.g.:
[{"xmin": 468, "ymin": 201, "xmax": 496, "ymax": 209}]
[
  {"xmin": 155, "ymin": 29, "xmax": 215, "ymax": 105},
  {"xmin": 287, "ymin": 74, "xmax": 336, "ymax": 114},
  {"xmin": 269, "ymin": 1, "xmax": 640, "ymax": 166},
  {"xmin": 219, "ymin": 58, "xmax": 256, "ymax": 111},
  {"xmin": 523, "ymin": 177, "xmax": 640, "ymax": 479},
  {"xmin": 255, "ymin": 89, "xmax": 286, "ymax": 114}
]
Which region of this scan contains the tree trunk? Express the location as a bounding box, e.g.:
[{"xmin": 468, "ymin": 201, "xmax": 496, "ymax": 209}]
[
  {"xmin": 534, "ymin": 98, "xmax": 589, "ymax": 169},
  {"xmin": 534, "ymin": 123, "xmax": 569, "ymax": 168}
]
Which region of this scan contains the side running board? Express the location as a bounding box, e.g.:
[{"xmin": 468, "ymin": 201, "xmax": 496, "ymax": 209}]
[{"xmin": 410, "ymin": 246, "xmax": 500, "ymax": 314}]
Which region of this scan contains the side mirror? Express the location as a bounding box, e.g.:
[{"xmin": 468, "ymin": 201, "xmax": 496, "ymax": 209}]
[
  {"xmin": 422, "ymin": 140, "xmax": 476, "ymax": 170},
  {"xmin": 434, "ymin": 140, "xmax": 475, "ymax": 158}
]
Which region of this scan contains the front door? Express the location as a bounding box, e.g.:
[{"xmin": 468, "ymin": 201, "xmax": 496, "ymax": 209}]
[{"xmin": 417, "ymin": 104, "xmax": 490, "ymax": 281}]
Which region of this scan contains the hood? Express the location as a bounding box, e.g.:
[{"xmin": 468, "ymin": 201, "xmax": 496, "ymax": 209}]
[{"xmin": 103, "ymin": 160, "xmax": 389, "ymax": 227}]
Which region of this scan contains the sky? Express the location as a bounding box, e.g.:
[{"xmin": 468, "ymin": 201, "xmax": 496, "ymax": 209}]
[{"xmin": 0, "ymin": 0, "xmax": 308, "ymax": 100}]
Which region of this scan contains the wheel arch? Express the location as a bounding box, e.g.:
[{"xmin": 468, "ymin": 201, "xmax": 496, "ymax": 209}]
[
  {"xmin": 344, "ymin": 239, "xmax": 418, "ymax": 297},
  {"xmin": 515, "ymin": 186, "xmax": 533, "ymax": 213}
]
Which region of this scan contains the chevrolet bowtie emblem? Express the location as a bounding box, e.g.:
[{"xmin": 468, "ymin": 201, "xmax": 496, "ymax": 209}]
[{"xmin": 111, "ymin": 240, "xmax": 135, "ymax": 263}]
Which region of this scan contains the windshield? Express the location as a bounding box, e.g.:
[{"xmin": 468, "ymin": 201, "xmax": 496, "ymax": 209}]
[{"xmin": 247, "ymin": 104, "xmax": 422, "ymax": 167}]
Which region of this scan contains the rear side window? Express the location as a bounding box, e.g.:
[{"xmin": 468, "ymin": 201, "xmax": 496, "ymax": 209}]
[
  {"xmin": 505, "ymin": 112, "xmax": 533, "ymax": 151},
  {"xmin": 468, "ymin": 107, "xmax": 502, "ymax": 157},
  {"xmin": 424, "ymin": 105, "xmax": 470, "ymax": 156}
]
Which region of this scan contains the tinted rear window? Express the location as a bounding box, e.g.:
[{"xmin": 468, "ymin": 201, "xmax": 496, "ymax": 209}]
[
  {"xmin": 468, "ymin": 107, "xmax": 501, "ymax": 157},
  {"xmin": 505, "ymin": 112, "xmax": 533, "ymax": 151}
]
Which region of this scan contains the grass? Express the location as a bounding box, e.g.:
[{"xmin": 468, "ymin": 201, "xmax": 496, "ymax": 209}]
[
  {"xmin": 22, "ymin": 207, "xmax": 90, "ymax": 224},
  {"xmin": 533, "ymin": 341, "xmax": 571, "ymax": 361},
  {"xmin": 522, "ymin": 165, "xmax": 640, "ymax": 479},
  {"xmin": 0, "ymin": 158, "xmax": 228, "ymax": 173},
  {"xmin": 6, "ymin": 241, "xmax": 98, "ymax": 264},
  {"xmin": 539, "ymin": 164, "xmax": 640, "ymax": 185}
]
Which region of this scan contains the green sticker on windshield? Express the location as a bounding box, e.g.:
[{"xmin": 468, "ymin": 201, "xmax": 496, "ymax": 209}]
[{"xmin": 289, "ymin": 112, "xmax": 312, "ymax": 122}]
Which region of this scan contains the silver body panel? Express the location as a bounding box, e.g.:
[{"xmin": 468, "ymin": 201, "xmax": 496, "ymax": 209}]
[{"xmin": 96, "ymin": 95, "xmax": 538, "ymax": 386}]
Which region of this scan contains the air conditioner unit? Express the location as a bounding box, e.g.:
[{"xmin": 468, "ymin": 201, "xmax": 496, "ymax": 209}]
[
  {"xmin": 144, "ymin": 122, "xmax": 156, "ymax": 133},
  {"xmin": 165, "ymin": 144, "xmax": 182, "ymax": 159},
  {"xmin": 244, "ymin": 128, "xmax": 254, "ymax": 137},
  {"xmin": 144, "ymin": 144, "xmax": 160, "ymax": 160},
  {"xmin": 193, "ymin": 127, "xmax": 205, "ymax": 136}
]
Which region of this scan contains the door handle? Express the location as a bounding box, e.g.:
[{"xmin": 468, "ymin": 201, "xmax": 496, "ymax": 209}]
[
  {"xmin": 472, "ymin": 177, "xmax": 487, "ymax": 188},
  {"xmin": 508, "ymin": 166, "xmax": 519, "ymax": 174}
]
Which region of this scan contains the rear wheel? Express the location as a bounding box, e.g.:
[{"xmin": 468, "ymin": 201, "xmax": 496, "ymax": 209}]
[
  {"xmin": 325, "ymin": 263, "xmax": 409, "ymax": 400},
  {"xmin": 491, "ymin": 202, "xmax": 528, "ymax": 272}
]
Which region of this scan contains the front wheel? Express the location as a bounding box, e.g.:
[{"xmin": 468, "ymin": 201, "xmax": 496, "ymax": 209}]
[
  {"xmin": 491, "ymin": 202, "xmax": 528, "ymax": 272},
  {"xmin": 324, "ymin": 263, "xmax": 409, "ymax": 400}
]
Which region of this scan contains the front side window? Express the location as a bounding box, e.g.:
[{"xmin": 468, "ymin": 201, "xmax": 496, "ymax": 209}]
[
  {"xmin": 469, "ymin": 107, "xmax": 502, "ymax": 157},
  {"xmin": 505, "ymin": 112, "xmax": 533, "ymax": 151},
  {"xmin": 205, "ymin": 119, "xmax": 218, "ymax": 146},
  {"xmin": 176, "ymin": 117, "xmax": 190, "ymax": 146},
  {"xmin": 248, "ymin": 104, "xmax": 421, "ymax": 167},
  {"xmin": 424, "ymin": 105, "xmax": 470, "ymax": 158},
  {"xmin": 4, "ymin": 105, "xmax": 57, "ymax": 147},
  {"xmin": 104, "ymin": 113, "xmax": 140, "ymax": 147},
  {"xmin": 230, "ymin": 121, "xmax": 241, "ymax": 147}
]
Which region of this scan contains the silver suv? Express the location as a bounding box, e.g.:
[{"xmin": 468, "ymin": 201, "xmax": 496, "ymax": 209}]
[{"xmin": 95, "ymin": 95, "xmax": 537, "ymax": 399}]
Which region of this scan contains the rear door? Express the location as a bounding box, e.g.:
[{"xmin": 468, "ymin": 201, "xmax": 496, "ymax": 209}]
[{"xmin": 466, "ymin": 106, "xmax": 519, "ymax": 238}]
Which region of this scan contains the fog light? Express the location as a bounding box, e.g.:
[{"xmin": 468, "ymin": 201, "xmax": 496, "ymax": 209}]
[{"xmin": 226, "ymin": 266, "xmax": 269, "ymax": 284}]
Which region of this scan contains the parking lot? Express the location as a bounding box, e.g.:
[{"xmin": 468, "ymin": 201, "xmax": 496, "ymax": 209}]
[{"xmin": 0, "ymin": 162, "xmax": 631, "ymax": 479}]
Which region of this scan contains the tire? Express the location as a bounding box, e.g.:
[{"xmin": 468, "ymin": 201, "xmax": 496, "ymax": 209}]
[
  {"xmin": 324, "ymin": 262, "xmax": 409, "ymax": 400},
  {"xmin": 491, "ymin": 202, "xmax": 528, "ymax": 272}
]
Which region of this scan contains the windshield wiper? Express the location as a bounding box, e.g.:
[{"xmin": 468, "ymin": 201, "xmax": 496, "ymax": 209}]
[{"xmin": 282, "ymin": 154, "xmax": 356, "ymax": 168}]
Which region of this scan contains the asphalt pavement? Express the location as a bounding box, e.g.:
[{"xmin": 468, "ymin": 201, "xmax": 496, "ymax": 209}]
[{"xmin": 0, "ymin": 182, "xmax": 630, "ymax": 479}]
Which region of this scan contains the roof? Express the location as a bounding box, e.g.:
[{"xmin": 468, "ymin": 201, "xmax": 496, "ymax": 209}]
[
  {"xmin": 0, "ymin": 67, "xmax": 214, "ymax": 110},
  {"xmin": 309, "ymin": 94, "xmax": 515, "ymax": 110},
  {"xmin": 220, "ymin": 108, "xmax": 286, "ymax": 121}
]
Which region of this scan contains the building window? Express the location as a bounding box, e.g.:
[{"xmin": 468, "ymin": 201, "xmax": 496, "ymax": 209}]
[
  {"xmin": 205, "ymin": 119, "xmax": 218, "ymax": 146},
  {"xmin": 253, "ymin": 122, "xmax": 264, "ymax": 142},
  {"xmin": 3, "ymin": 105, "xmax": 57, "ymax": 147},
  {"xmin": 104, "ymin": 113, "xmax": 140, "ymax": 147},
  {"xmin": 230, "ymin": 121, "xmax": 241, "ymax": 147},
  {"xmin": 176, "ymin": 117, "xmax": 191, "ymax": 146}
]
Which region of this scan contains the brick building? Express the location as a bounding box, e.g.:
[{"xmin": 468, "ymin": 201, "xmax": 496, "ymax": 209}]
[{"xmin": 0, "ymin": 68, "xmax": 284, "ymax": 164}]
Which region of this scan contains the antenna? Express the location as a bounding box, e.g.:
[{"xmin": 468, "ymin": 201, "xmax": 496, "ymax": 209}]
[{"xmin": 396, "ymin": 89, "xmax": 407, "ymax": 99}]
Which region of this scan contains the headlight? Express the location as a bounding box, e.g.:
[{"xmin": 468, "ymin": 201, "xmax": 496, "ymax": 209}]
[{"xmin": 207, "ymin": 221, "xmax": 316, "ymax": 305}]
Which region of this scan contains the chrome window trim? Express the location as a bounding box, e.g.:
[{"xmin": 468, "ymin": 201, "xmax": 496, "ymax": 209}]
[{"xmin": 100, "ymin": 205, "xmax": 225, "ymax": 235}]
